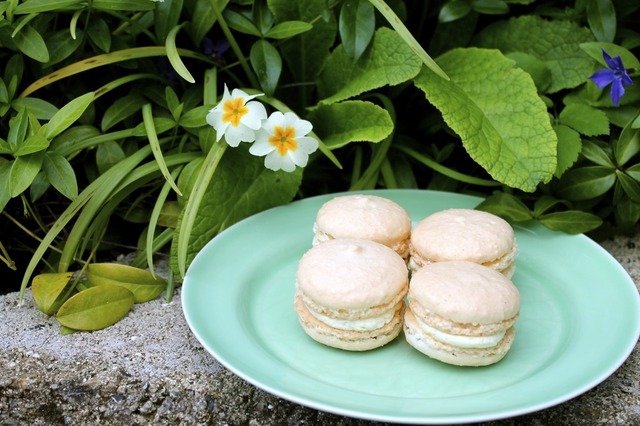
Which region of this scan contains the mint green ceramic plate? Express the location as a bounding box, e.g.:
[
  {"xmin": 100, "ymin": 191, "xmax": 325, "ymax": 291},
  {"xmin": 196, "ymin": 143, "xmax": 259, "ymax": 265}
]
[{"xmin": 182, "ymin": 190, "xmax": 640, "ymax": 424}]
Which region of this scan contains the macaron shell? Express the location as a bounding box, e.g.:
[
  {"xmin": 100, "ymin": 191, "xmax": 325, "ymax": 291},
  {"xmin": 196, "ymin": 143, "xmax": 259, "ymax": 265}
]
[
  {"xmin": 409, "ymin": 261, "xmax": 520, "ymax": 325},
  {"xmin": 314, "ymin": 194, "xmax": 411, "ymax": 248},
  {"xmin": 294, "ymin": 294, "xmax": 405, "ymax": 351},
  {"xmin": 404, "ymin": 307, "xmax": 516, "ymax": 367},
  {"xmin": 296, "ymin": 239, "xmax": 409, "ymax": 311},
  {"xmin": 410, "ymin": 209, "xmax": 515, "ymax": 264}
]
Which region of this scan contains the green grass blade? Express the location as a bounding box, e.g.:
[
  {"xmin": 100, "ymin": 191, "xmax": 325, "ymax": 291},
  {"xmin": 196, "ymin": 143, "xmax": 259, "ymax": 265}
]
[
  {"xmin": 166, "ymin": 24, "xmax": 195, "ymax": 84},
  {"xmin": 142, "ymin": 103, "xmax": 183, "ymax": 196}
]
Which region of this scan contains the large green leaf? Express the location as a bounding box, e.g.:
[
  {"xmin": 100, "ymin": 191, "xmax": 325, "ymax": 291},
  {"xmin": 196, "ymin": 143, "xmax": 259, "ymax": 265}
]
[
  {"xmin": 473, "ymin": 15, "xmax": 595, "ymax": 93},
  {"xmin": 307, "ymin": 100, "xmax": 393, "ymax": 149},
  {"xmin": 86, "ymin": 263, "xmax": 166, "ymax": 303},
  {"xmin": 170, "ymin": 146, "xmax": 302, "ymax": 274},
  {"xmin": 55, "ymin": 285, "xmax": 135, "ymax": 331},
  {"xmin": 556, "ymin": 165, "xmax": 616, "ymax": 200},
  {"xmin": 9, "ymin": 152, "xmax": 44, "ymax": 197},
  {"xmin": 553, "ymin": 124, "xmax": 582, "ymax": 178},
  {"xmin": 317, "ymin": 27, "xmax": 422, "ymax": 104},
  {"xmin": 414, "ymin": 47, "xmax": 557, "ymax": 192},
  {"xmin": 558, "ymin": 103, "xmax": 610, "ymax": 137}
]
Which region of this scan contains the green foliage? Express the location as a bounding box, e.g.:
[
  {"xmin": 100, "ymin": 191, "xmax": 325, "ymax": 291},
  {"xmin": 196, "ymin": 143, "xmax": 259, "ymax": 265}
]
[{"xmin": 1, "ymin": 0, "xmax": 640, "ymax": 332}]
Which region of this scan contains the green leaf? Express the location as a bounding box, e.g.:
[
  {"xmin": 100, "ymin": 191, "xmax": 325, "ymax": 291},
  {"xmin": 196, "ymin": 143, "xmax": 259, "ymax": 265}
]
[
  {"xmin": 307, "ymin": 101, "xmax": 393, "ymax": 149},
  {"xmin": 0, "ymin": 161, "xmax": 13, "ymax": 214},
  {"xmin": 556, "ymin": 165, "xmax": 616, "ymax": 200},
  {"xmin": 339, "ymin": 0, "xmax": 375, "ymax": 61},
  {"xmin": 253, "ymin": 0, "xmax": 274, "ymax": 34},
  {"xmin": 87, "ymin": 17, "xmax": 111, "ymax": 53},
  {"xmin": 613, "ymin": 116, "xmax": 640, "ymax": 167},
  {"xmin": 264, "ymin": 20, "xmax": 313, "ymax": 39},
  {"xmin": 155, "ymin": 0, "xmax": 184, "ymax": 43},
  {"xmin": 414, "ymin": 47, "xmax": 557, "ymax": 192},
  {"xmin": 250, "ymin": 39, "xmax": 282, "ymax": 96},
  {"xmin": 186, "ymin": 0, "xmax": 228, "ymax": 45},
  {"xmin": 558, "ymin": 103, "xmax": 609, "ymax": 136},
  {"xmin": 474, "ymin": 15, "xmax": 595, "ymax": 93},
  {"xmin": 170, "ymin": 145, "xmax": 302, "ymax": 275},
  {"xmin": 475, "ymin": 192, "xmax": 533, "ymax": 222},
  {"xmin": 95, "ymin": 140, "xmax": 126, "ymax": 174},
  {"xmin": 142, "ymin": 104, "xmax": 183, "ymax": 196},
  {"xmin": 29, "ymin": 171, "xmax": 50, "ymax": 203},
  {"xmin": 13, "ymin": 134, "xmax": 49, "ymax": 156},
  {"xmin": 90, "ymin": 0, "xmax": 155, "ymax": 11},
  {"xmin": 43, "ymin": 152, "xmax": 77, "ymax": 200},
  {"xmin": 9, "ymin": 152, "xmax": 44, "ymax": 197},
  {"xmin": 12, "ymin": 24, "xmax": 49, "ymax": 63},
  {"xmin": 224, "ymin": 9, "xmax": 262, "ymax": 36},
  {"xmin": 101, "ymin": 93, "xmax": 146, "ymax": 132},
  {"xmin": 13, "ymin": 0, "xmax": 84, "ymax": 14},
  {"xmin": 616, "ymin": 170, "xmax": 640, "ymax": 202},
  {"xmin": 31, "ymin": 272, "xmax": 75, "ymax": 315},
  {"xmin": 539, "ymin": 210, "xmax": 603, "ymax": 234},
  {"xmin": 166, "ymin": 24, "xmax": 195, "ymax": 84},
  {"xmin": 11, "ymin": 97, "xmax": 58, "ymax": 120},
  {"xmin": 471, "ymin": 0, "xmax": 509, "ymax": 15},
  {"xmin": 581, "ymin": 140, "xmax": 615, "ymax": 168},
  {"xmin": 553, "ymin": 124, "xmax": 582, "ymax": 178},
  {"xmin": 7, "ymin": 108, "xmax": 29, "ymax": 146},
  {"xmin": 86, "ymin": 263, "xmax": 166, "ymax": 303},
  {"xmin": 625, "ymin": 163, "xmax": 640, "ymax": 182},
  {"xmin": 318, "ymin": 27, "xmax": 422, "ymax": 104},
  {"xmin": 45, "ymin": 29, "xmax": 83, "ymax": 67},
  {"xmin": 45, "ymin": 92, "xmax": 94, "ymax": 140},
  {"xmin": 55, "ymin": 284, "xmax": 135, "ymax": 331},
  {"xmin": 586, "ymin": 0, "xmax": 616, "ymax": 43},
  {"xmin": 439, "ymin": 0, "xmax": 472, "ymax": 23},
  {"xmin": 158, "ymin": 201, "xmax": 181, "ymax": 228},
  {"xmin": 270, "ymin": 0, "xmax": 336, "ymax": 91},
  {"xmin": 615, "ymin": 197, "xmax": 640, "ymax": 231},
  {"xmin": 532, "ymin": 195, "xmax": 566, "ymax": 217},
  {"xmin": 504, "ymin": 52, "xmax": 551, "ymax": 93},
  {"xmin": 178, "ymin": 104, "xmax": 212, "ymax": 128}
]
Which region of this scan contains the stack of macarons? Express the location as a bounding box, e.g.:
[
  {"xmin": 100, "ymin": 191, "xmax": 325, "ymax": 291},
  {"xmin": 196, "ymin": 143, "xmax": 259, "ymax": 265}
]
[{"xmin": 293, "ymin": 193, "xmax": 521, "ymax": 367}]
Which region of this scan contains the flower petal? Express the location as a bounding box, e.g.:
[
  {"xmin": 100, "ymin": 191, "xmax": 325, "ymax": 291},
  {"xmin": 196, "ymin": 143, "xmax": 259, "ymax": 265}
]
[
  {"xmin": 622, "ymin": 72, "xmax": 634, "ymax": 87},
  {"xmin": 297, "ymin": 136, "xmax": 319, "ymax": 154},
  {"xmin": 240, "ymin": 101, "xmax": 267, "ymax": 130},
  {"xmin": 265, "ymin": 151, "xmax": 295, "ymax": 172},
  {"xmin": 249, "ymin": 132, "xmax": 275, "ymax": 156},
  {"xmin": 288, "ymin": 147, "xmax": 309, "ymax": 168},
  {"xmin": 225, "ymin": 124, "xmax": 257, "ymax": 146},
  {"xmin": 610, "ymin": 79, "xmax": 626, "ymax": 106},
  {"xmin": 589, "ymin": 69, "xmax": 615, "ymax": 89}
]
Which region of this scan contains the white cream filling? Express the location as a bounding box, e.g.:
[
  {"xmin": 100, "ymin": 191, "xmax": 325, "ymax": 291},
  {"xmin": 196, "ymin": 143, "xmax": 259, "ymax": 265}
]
[
  {"xmin": 415, "ymin": 315, "xmax": 505, "ymax": 349},
  {"xmin": 309, "ymin": 308, "xmax": 395, "ymax": 331}
]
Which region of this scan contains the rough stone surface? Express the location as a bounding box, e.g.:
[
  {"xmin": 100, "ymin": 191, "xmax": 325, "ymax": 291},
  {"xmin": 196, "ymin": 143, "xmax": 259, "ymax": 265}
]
[{"xmin": 1, "ymin": 236, "xmax": 640, "ymax": 425}]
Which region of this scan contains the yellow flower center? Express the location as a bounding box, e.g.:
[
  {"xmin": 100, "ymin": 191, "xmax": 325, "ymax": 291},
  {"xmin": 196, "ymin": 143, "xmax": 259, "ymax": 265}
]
[
  {"xmin": 269, "ymin": 126, "xmax": 297, "ymax": 155},
  {"xmin": 222, "ymin": 98, "xmax": 248, "ymax": 127}
]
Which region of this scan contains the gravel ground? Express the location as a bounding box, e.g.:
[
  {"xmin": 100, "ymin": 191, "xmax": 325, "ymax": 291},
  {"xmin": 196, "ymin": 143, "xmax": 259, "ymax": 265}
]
[{"xmin": 1, "ymin": 237, "xmax": 640, "ymax": 425}]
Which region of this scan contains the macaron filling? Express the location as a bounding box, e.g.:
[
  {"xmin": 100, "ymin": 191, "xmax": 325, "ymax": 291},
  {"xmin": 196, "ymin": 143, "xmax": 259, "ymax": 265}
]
[
  {"xmin": 413, "ymin": 313, "xmax": 506, "ymax": 349},
  {"xmin": 306, "ymin": 303, "xmax": 399, "ymax": 331}
]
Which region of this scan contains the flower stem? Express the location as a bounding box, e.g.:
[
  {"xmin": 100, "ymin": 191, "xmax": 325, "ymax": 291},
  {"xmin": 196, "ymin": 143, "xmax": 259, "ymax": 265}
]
[{"xmin": 210, "ymin": 2, "xmax": 261, "ymax": 90}]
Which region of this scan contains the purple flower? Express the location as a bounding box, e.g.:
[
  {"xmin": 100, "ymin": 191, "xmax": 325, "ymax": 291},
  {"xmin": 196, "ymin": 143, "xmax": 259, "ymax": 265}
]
[{"xmin": 589, "ymin": 49, "xmax": 633, "ymax": 106}]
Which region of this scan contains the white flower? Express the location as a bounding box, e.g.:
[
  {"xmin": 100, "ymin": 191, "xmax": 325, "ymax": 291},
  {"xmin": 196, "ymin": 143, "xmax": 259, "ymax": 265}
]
[
  {"xmin": 249, "ymin": 111, "xmax": 319, "ymax": 172},
  {"xmin": 206, "ymin": 85, "xmax": 267, "ymax": 147}
]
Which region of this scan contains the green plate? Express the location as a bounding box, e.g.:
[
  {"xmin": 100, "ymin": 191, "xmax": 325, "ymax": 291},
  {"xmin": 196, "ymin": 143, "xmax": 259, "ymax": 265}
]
[{"xmin": 182, "ymin": 190, "xmax": 640, "ymax": 424}]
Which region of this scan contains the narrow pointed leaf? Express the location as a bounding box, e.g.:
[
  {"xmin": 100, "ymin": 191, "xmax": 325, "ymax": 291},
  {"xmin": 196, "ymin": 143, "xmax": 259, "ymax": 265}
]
[
  {"xmin": 250, "ymin": 39, "xmax": 282, "ymax": 96},
  {"xmin": 56, "ymin": 285, "xmax": 134, "ymax": 331},
  {"xmin": 43, "ymin": 151, "xmax": 78, "ymax": 200},
  {"xmin": 539, "ymin": 211, "xmax": 603, "ymax": 234},
  {"xmin": 86, "ymin": 263, "xmax": 166, "ymax": 303},
  {"xmin": 45, "ymin": 92, "xmax": 94, "ymax": 139},
  {"xmin": 339, "ymin": 0, "xmax": 375, "ymax": 61}
]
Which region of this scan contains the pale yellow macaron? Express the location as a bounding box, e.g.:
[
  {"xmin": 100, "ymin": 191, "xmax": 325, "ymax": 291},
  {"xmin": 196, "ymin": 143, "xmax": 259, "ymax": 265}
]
[
  {"xmin": 404, "ymin": 261, "xmax": 521, "ymax": 367},
  {"xmin": 294, "ymin": 239, "xmax": 408, "ymax": 351},
  {"xmin": 312, "ymin": 194, "xmax": 412, "ymax": 259},
  {"xmin": 409, "ymin": 208, "xmax": 517, "ymax": 277}
]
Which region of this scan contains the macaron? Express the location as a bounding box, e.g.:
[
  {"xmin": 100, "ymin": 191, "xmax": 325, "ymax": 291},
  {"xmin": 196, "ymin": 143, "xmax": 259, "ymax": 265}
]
[
  {"xmin": 404, "ymin": 261, "xmax": 521, "ymax": 367},
  {"xmin": 312, "ymin": 194, "xmax": 412, "ymax": 259},
  {"xmin": 408, "ymin": 208, "xmax": 517, "ymax": 277},
  {"xmin": 294, "ymin": 238, "xmax": 409, "ymax": 351}
]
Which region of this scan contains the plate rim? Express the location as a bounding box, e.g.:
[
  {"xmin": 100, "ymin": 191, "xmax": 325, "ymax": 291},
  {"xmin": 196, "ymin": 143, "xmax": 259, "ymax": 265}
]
[{"xmin": 182, "ymin": 189, "xmax": 640, "ymax": 424}]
